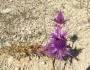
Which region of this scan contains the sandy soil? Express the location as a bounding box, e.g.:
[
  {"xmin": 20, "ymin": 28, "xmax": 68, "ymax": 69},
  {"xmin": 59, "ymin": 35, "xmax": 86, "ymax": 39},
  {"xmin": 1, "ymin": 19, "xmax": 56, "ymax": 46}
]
[{"xmin": 0, "ymin": 0, "xmax": 90, "ymax": 70}]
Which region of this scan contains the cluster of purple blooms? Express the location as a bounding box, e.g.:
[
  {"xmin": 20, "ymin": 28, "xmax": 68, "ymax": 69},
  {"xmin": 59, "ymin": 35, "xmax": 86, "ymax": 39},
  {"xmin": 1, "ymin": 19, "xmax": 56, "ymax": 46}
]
[{"xmin": 42, "ymin": 11, "xmax": 72, "ymax": 60}]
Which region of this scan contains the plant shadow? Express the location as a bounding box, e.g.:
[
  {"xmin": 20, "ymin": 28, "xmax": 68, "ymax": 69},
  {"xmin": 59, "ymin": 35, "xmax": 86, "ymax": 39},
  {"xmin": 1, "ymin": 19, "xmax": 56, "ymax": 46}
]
[
  {"xmin": 63, "ymin": 47, "xmax": 83, "ymax": 63},
  {"xmin": 63, "ymin": 47, "xmax": 83, "ymax": 70},
  {"xmin": 62, "ymin": 34, "xmax": 83, "ymax": 70},
  {"xmin": 70, "ymin": 34, "xmax": 78, "ymax": 47},
  {"xmin": 86, "ymin": 66, "xmax": 90, "ymax": 70},
  {"xmin": 70, "ymin": 34, "xmax": 78, "ymax": 43}
]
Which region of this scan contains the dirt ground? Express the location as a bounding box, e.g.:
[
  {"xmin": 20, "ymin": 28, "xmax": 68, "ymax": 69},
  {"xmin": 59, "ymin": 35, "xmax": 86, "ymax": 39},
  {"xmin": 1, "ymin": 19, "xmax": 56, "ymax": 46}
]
[{"xmin": 0, "ymin": 0, "xmax": 90, "ymax": 70}]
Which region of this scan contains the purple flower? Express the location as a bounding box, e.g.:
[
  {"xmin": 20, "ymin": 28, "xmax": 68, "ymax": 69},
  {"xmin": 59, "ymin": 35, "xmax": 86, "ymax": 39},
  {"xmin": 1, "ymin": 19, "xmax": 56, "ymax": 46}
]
[
  {"xmin": 54, "ymin": 11, "xmax": 68, "ymax": 24},
  {"xmin": 42, "ymin": 26, "xmax": 71, "ymax": 60}
]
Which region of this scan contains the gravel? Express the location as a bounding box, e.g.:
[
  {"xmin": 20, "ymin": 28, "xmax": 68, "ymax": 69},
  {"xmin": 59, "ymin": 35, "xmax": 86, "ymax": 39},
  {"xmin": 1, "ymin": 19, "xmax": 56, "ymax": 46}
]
[{"xmin": 0, "ymin": 0, "xmax": 90, "ymax": 70}]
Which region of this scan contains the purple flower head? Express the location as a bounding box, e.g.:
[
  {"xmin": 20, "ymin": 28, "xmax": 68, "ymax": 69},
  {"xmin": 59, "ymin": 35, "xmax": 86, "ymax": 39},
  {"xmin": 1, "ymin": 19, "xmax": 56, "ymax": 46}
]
[
  {"xmin": 42, "ymin": 26, "xmax": 71, "ymax": 60},
  {"xmin": 51, "ymin": 26, "xmax": 68, "ymax": 39},
  {"xmin": 54, "ymin": 11, "xmax": 68, "ymax": 24}
]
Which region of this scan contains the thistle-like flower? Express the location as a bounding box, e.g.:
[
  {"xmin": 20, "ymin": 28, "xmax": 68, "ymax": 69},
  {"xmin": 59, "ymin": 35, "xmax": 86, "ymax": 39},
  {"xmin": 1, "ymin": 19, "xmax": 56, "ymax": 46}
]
[
  {"xmin": 54, "ymin": 11, "xmax": 68, "ymax": 24},
  {"xmin": 42, "ymin": 26, "xmax": 71, "ymax": 60}
]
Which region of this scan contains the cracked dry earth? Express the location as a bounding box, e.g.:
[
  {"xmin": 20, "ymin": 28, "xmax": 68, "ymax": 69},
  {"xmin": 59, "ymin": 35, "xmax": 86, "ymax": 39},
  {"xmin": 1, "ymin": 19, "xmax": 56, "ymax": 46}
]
[{"xmin": 0, "ymin": 0, "xmax": 90, "ymax": 70}]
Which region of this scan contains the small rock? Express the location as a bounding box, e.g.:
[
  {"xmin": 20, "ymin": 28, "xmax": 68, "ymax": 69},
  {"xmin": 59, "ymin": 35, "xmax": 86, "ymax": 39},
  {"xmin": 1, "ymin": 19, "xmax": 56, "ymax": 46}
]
[
  {"xmin": 40, "ymin": 61, "xmax": 46, "ymax": 65},
  {"xmin": 5, "ymin": 42, "xmax": 11, "ymax": 47},
  {"xmin": 1, "ymin": 8, "xmax": 12, "ymax": 13},
  {"xmin": 10, "ymin": 0, "xmax": 13, "ymax": 2},
  {"xmin": 86, "ymin": 23, "xmax": 89, "ymax": 27},
  {"xmin": 14, "ymin": 67, "xmax": 20, "ymax": 70},
  {"xmin": 73, "ymin": 17, "xmax": 76, "ymax": 20},
  {"xmin": 77, "ymin": 26, "xmax": 81, "ymax": 31},
  {"xmin": 22, "ymin": 27, "xmax": 25, "ymax": 30},
  {"xmin": 8, "ymin": 56, "xmax": 14, "ymax": 65},
  {"xmin": 36, "ymin": 56, "xmax": 39, "ymax": 60},
  {"xmin": 26, "ymin": 68, "xmax": 29, "ymax": 70}
]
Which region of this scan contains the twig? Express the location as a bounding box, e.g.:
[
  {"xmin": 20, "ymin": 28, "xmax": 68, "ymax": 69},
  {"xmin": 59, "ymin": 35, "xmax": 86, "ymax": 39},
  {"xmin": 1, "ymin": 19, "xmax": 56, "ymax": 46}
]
[{"xmin": 52, "ymin": 58, "xmax": 55, "ymax": 70}]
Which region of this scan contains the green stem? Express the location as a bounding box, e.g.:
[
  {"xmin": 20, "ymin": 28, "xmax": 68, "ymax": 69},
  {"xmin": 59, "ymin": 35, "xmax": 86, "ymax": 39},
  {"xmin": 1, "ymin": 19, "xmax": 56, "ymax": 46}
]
[{"xmin": 80, "ymin": 0, "xmax": 83, "ymax": 8}]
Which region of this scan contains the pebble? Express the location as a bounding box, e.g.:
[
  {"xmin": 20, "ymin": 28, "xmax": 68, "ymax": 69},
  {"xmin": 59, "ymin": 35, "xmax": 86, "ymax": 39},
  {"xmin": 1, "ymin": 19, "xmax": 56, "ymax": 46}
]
[
  {"xmin": 5, "ymin": 42, "xmax": 11, "ymax": 47},
  {"xmin": 73, "ymin": 17, "xmax": 76, "ymax": 20},
  {"xmin": 10, "ymin": 0, "xmax": 13, "ymax": 2},
  {"xmin": 77, "ymin": 26, "xmax": 81, "ymax": 31},
  {"xmin": 8, "ymin": 56, "xmax": 13, "ymax": 65},
  {"xmin": 1, "ymin": 8, "xmax": 12, "ymax": 13},
  {"xmin": 14, "ymin": 67, "xmax": 19, "ymax": 70},
  {"xmin": 36, "ymin": 56, "xmax": 39, "ymax": 60},
  {"xmin": 40, "ymin": 61, "xmax": 46, "ymax": 65},
  {"xmin": 86, "ymin": 23, "xmax": 89, "ymax": 27}
]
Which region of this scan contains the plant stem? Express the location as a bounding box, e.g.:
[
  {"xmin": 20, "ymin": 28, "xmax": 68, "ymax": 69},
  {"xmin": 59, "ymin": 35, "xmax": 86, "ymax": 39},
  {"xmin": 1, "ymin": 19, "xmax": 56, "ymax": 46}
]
[{"xmin": 80, "ymin": 0, "xmax": 83, "ymax": 8}]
